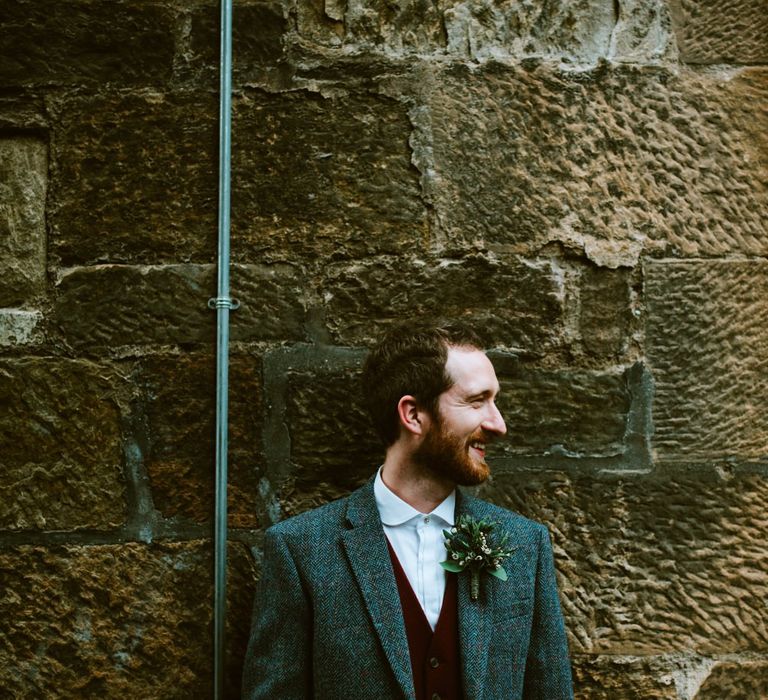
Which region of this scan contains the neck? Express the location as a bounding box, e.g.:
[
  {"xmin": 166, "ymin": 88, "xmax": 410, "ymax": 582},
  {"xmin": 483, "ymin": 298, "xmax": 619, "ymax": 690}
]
[{"xmin": 380, "ymin": 443, "xmax": 455, "ymax": 513}]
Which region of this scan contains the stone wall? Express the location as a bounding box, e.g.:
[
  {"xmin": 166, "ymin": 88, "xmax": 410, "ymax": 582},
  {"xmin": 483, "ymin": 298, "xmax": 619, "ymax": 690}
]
[{"xmin": 1, "ymin": 1, "xmax": 766, "ymax": 697}]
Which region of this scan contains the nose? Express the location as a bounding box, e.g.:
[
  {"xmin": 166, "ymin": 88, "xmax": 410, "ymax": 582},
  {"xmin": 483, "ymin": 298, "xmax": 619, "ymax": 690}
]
[{"xmin": 483, "ymin": 402, "xmax": 507, "ymax": 436}]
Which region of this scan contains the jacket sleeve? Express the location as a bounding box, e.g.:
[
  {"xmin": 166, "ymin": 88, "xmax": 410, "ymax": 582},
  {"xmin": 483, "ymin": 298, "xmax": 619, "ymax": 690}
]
[
  {"xmin": 242, "ymin": 527, "xmax": 312, "ymax": 699},
  {"xmin": 522, "ymin": 525, "xmax": 574, "ymax": 699}
]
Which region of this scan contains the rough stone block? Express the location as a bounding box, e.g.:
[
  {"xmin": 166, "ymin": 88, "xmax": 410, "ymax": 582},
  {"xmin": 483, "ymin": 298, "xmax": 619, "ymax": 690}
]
[
  {"xmin": 49, "ymin": 91, "xmax": 218, "ymax": 265},
  {"xmin": 0, "ymin": 359, "xmax": 125, "ymax": 530},
  {"xmin": 417, "ymin": 63, "xmax": 768, "ymax": 261},
  {"xmin": 281, "ymin": 368, "xmax": 380, "ymax": 516},
  {"xmin": 646, "ymin": 260, "xmax": 768, "ymax": 461},
  {"xmin": 319, "ymin": 254, "xmax": 564, "ymax": 353},
  {"xmin": 0, "ymin": 309, "xmax": 43, "ymax": 347},
  {"xmin": 136, "ymin": 352, "xmax": 264, "ymax": 528},
  {"xmin": 695, "ymin": 657, "xmax": 768, "ymax": 699},
  {"xmin": 609, "ymin": 0, "xmax": 678, "ymax": 64},
  {"xmin": 231, "ymin": 89, "xmax": 426, "ymax": 262},
  {"xmin": 493, "ymin": 367, "xmax": 630, "ymax": 458},
  {"xmin": 670, "ymin": 0, "xmax": 768, "ymax": 64},
  {"xmin": 571, "ymin": 654, "xmax": 678, "ymax": 698},
  {"xmin": 0, "ymin": 541, "xmax": 255, "ymax": 699},
  {"xmin": 579, "ymin": 267, "xmax": 631, "ymax": 358},
  {"xmin": 54, "ymin": 263, "xmax": 306, "ymax": 351},
  {"xmin": 184, "ymin": 2, "xmax": 290, "ymax": 87},
  {"xmin": 480, "ymin": 469, "xmax": 768, "ymax": 656},
  {"xmin": 0, "ymin": 0, "xmax": 175, "ymax": 87},
  {"xmin": 0, "ymin": 138, "xmax": 47, "ymax": 306},
  {"xmin": 296, "ymin": 0, "xmax": 616, "ymax": 62}
]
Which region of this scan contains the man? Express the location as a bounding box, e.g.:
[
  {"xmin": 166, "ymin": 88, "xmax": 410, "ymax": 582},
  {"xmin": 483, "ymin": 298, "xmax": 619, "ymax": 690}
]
[{"xmin": 243, "ymin": 320, "xmax": 573, "ymax": 699}]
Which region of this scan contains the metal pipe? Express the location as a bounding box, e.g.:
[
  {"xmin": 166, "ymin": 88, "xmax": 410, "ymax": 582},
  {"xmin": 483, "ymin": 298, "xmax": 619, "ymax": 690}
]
[{"xmin": 209, "ymin": 0, "xmax": 236, "ymax": 697}]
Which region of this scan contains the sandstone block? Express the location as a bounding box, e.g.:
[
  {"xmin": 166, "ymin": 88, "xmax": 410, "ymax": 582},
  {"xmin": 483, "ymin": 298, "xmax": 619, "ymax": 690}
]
[
  {"xmin": 609, "ymin": 0, "xmax": 678, "ymax": 64},
  {"xmin": 0, "ymin": 359, "xmax": 125, "ymax": 530},
  {"xmin": 493, "ymin": 367, "xmax": 630, "ymax": 459},
  {"xmin": 571, "ymin": 654, "xmax": 678, "ymax": 699},
  {"xmin": 0, "ymin": 0, "xmax": 175, "ymax": 87},
  {"xmin": 695, "ymin": 657, "xmax": 768, "ymax": 699},
  {"xmin": 480, "ymin": 470, "xmax": 768, "ymax": 656},
  {"xmin": 136, "ymin": 352, "xmax": 263, "ymax": 528},
  {"xmin": 0, "ymin": 138, "xmax": 47, "ymax": 306},
  {"xmin": 0, "ymin": 541, "xmax": 255, "ymax": 699},
  {"xmin": 54, "ymin": 263, "xmax": 306, "ymax": 351},
  {"xmin": 319, "ymin": 254, "xmax": 563, "ymax": 353},
  {"xmin": 296, "ymin": 0, "xmax": 615, "ymax": 62},
  {"xmin": 670, "ymin": 0, "xmax": 768, "ymax": 64},
  {"xmin": 579, "ymin": 267, "xmax": 631, "ymax": 358},
  {"xmin": 49, "ymin": 91, "xmax": 218, "ymax": 265},
  {"xmin": 0, "ymin": 310, "xmax": 43, "ymax": 347},
  {"xmin": 230, "ymin": 89, "xmax": 426, "ymax": 262},
  {"xmin": 281, "ymin": 367, "xmax": 381, "ymax": 516},
  {"xmin": 417, "ymin": 63, "xmax": 768, "ymax": 261},
  {"xmin": 646, "ymin": 260, "xmax": 768, "ymax": 461},
  {"xmin": 185, "ymin": 2, "xmax": 289, "ymax": 87}
]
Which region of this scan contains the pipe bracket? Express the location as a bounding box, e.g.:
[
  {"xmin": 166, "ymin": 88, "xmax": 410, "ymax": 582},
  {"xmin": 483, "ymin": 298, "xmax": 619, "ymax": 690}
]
[{"xmin": 208, "ymin": 296, "xmax": 241, "ymax": 310}]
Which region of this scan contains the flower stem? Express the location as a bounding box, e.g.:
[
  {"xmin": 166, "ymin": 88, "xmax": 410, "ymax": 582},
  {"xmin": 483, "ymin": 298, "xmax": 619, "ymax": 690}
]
[{"xmin": 470, "ymin": 570, "xmax": 480, "ymax": 601}]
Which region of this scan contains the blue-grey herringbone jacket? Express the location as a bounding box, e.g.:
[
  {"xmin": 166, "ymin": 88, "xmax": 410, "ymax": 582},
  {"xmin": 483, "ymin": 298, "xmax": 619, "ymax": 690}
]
[{"xmin": 242, "ymin": 480, "xmax": 573, "ymax": 699}]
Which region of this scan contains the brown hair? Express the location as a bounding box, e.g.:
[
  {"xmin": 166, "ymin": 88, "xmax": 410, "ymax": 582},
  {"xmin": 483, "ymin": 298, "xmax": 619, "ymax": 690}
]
[{"xmin": 361, "ymin": 319, "xmax": 483, "ymax": 446}]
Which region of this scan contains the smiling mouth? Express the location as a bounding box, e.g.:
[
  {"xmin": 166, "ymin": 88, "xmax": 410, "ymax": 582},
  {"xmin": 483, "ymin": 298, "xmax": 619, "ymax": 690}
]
[{"xmin": 469, "ymin": 441, "xmax": 486, "ymax": 459}]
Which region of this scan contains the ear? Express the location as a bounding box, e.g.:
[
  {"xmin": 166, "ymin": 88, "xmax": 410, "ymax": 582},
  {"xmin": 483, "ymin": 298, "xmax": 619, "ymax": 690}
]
[{"xmin": 396, "ymin": 395, "xmax": 428, "ymax": 437}]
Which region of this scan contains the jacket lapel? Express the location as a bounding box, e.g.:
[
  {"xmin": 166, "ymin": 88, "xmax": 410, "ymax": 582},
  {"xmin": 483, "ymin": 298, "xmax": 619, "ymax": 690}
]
[
  {"xmin": 456, "ymin": 490, "xmax": 491, "ymax": 700},
  {"xmin": 341, "ymin": 482, "xmax": 415, "ymax": 700}
]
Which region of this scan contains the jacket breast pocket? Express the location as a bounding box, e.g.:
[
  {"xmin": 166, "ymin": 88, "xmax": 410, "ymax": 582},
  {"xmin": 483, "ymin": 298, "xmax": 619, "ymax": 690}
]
[{"xmin": 493, "ymin": 597, "xmax": 533, "ymax": 625}]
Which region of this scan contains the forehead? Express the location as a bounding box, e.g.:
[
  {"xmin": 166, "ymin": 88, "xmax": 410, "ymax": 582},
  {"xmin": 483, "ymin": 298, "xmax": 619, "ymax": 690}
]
[{"xmin": 444, "ymin": 347, "xmax": 499, "ymax": 394}]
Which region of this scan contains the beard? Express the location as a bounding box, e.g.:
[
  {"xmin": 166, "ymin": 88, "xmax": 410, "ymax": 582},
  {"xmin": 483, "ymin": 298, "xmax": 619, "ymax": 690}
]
[{"xmin": 413, "ymin": 414, "xmax": 490, "ymax": 487}]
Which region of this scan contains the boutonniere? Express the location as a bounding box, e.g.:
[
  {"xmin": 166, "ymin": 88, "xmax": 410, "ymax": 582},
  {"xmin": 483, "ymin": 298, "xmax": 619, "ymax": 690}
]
[{"xmin": 441, "ymin": 515, "xmax": 515, "ymax": 601}]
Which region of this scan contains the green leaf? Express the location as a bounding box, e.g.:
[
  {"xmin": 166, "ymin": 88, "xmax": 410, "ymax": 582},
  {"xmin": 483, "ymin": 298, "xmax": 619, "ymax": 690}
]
[
  {"xmin": 440, "ymin": 561, "xmax": 463, "ymax": 573},
  {"xmin": 488, "ymin": 566, "xmax": 508, "ymax": 581}
]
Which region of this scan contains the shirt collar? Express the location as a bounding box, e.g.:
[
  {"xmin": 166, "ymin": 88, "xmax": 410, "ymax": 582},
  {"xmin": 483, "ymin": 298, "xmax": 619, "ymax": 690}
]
[{"xmin": 374, "ymin": 466, "xmax": 456, "ymax": 527}]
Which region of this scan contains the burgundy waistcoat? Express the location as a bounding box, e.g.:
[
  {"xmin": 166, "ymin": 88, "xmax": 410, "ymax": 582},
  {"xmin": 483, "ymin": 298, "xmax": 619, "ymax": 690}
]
[{"xmin": 386, "ymin": 540, "xmax": 463, "ymax": 700}]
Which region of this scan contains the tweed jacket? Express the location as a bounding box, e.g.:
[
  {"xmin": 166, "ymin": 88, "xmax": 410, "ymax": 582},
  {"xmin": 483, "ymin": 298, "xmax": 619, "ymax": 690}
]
[{"xmin": 242, "ymin": 480, "xmax": 573, "ymax": 699}]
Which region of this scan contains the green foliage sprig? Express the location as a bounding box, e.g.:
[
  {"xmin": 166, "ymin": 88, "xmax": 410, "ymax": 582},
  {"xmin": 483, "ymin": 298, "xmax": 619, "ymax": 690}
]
[{"xmin": 441, "ymin": 515, "xmax": 516, "ymax": 600}]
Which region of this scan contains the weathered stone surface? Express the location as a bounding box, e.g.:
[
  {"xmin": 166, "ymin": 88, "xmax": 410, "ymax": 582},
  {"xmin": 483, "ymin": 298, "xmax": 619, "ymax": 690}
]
[
  {"xmin": 579, "ymin": 267, "xmax": 631, "ymax": 358},
  {"xmin": 695, "ymin": 657, "xmax": 768, "ymax": 699},
  {"xmin": 571, "ymin": 654, "xmax": 678, "ymax": 698},
  {"xmin": 319, "ymin": 254, "xmax": 564, "ymax": 352},
  {"xmin": 646, "ymin": 260, "xmax": 768, "ymax": 461},
  {"xmin": 296, "ymin": 0, "xmax": 615, "ymax": 62},
  {"xmin": 281, "ymin": 368, "xmax": 380, "ymax": 516},
  {"xmin": 480, "ymin": 469, "xmax": 768, "ymax": 655},
  {"xmin": 0, "ymin": 541, "xmax": 256, "ymax": 699},
  {"xmin": 136, "ymin": 352, "xmax": 263, "ymax": 527},
  {"xmin": 54, "ymin": 263, "xmax": 306, "ymax": 351},
  {"xmin": 0, "ymin": 0, "xmax": 175, "ymax": 87},
  {"xmin": 670, "ymin": 0, "xmax": 768, "ymax": 64},
  {"xmin": 49, "ymin": 91, "xmax": 218, "ymax": 265},
  {"xmin": 0, "ymin": 359, "xmax": 124, "ymax": 530},
  {"xmin": 0, "ymin": 310, "xmax": 43, "ymax": 347},
  {"xmin": 231, "ymin": 88, "xmax": 426, "ymax": 262},
  {"xmin": 416, "ymin": 63, "xmax": 768, "ymax": 261},
  {"xmin": 494, "ymin": 366, "xmax": 630, "ymax": 458},
  {"xmin": 0, "ymin": 138, "xmax": 47, "ymax": 306},
  {"xmin": 609, "ymin": 0, "xmax": 678, "ymax": 64},
  {"xmin": 184, "ymin": 2, "xmax": 290, "ymax": 87}
]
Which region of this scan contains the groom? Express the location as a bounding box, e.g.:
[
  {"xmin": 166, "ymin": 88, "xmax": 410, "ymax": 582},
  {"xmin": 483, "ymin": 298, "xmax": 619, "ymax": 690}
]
[{"xmin": 242, "ymin": 320, "xmax": 573, "ymax": 699}]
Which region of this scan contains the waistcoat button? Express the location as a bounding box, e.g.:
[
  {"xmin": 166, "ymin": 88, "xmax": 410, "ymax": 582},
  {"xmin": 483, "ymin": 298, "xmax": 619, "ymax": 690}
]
[{"xmin": 429, "ymin": 656, "xmax": 439, "ymax": 668}]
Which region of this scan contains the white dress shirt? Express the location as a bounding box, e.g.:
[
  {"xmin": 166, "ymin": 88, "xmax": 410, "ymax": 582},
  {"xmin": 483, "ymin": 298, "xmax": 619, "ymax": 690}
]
[{"xmin": 373, "ymin": 467, "xmax": 456, "ymax": 630}]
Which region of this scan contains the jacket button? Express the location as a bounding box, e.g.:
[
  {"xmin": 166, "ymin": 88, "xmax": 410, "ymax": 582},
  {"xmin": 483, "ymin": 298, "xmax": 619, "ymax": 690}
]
[{"xmin": 429, "ymin": 657, "xmax": 439, "ymax": 668}]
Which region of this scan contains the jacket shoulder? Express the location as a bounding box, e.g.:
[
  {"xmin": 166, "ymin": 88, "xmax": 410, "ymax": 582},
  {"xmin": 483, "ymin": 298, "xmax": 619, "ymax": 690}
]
[
  {"xmin": 461, "ymin": 492, "xmax": 549, "ymax": 544},
  {"xmin": 265, "ymin": 490, "xmax": 352, "ymax": 540}
]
